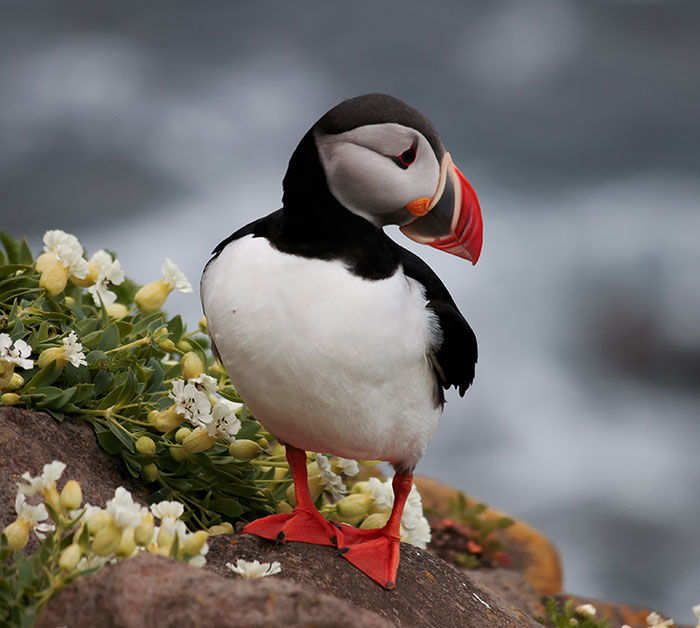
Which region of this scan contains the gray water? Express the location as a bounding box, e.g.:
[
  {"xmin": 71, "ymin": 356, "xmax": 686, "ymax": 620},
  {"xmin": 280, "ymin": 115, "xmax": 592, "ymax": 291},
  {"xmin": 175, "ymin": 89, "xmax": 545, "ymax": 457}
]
[{"xmin": 2, "ymin": 1, "xmax": 699, "ymax": 622}]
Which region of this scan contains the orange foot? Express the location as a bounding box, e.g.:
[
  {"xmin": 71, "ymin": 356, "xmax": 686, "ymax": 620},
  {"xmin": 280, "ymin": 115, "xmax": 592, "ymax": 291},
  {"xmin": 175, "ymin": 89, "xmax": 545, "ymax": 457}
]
[
  {"xmin": 335, "ymin": 524, "xmax": 401, "ymax": 589},
  {"xmin": 243, "ymin": 506, "xmax": 340, "ymax": 546}
]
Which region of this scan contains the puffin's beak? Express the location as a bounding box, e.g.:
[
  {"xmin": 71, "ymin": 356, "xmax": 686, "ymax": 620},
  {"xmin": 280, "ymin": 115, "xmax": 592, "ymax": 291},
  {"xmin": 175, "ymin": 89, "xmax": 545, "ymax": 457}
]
[{"xmin": 400, "ymin": 153, "xmax": 483, "ymax": 264}]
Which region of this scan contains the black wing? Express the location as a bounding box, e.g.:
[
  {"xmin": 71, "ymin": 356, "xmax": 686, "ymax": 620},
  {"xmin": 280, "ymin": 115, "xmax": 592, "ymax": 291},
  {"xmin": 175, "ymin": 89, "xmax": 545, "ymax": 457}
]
[{"xmin": 393, "ymin": 242, "xmax": 478, "ymax": 399}]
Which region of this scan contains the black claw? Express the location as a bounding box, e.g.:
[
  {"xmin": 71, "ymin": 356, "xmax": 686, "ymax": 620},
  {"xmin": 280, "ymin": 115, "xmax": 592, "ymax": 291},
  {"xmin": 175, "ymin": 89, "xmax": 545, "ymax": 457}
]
[
  {"xmin": 330, "ymin": 535, "xmax": 337, "ymax": 545},
  {"xmin": 334, "ymin": 546, "xmax": 350, "ymax": 557},
  {"xmin": 274, "ymin": 531, "xmax": 286, "ymax": 547},
  {"xmin": 384, "ymin": 581, "xmax": 395, "ymax": 590}
]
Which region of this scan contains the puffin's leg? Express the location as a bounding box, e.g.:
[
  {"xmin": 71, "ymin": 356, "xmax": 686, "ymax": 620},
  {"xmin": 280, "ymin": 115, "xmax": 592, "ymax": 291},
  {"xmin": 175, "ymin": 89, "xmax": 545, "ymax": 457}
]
[
  {"xmin": 242, "ymin": 444, "xmax": 339, "ymax": 546},
  {"xmin": 336, "ymin": 473, "xmax": 413, "ymax": 589}
]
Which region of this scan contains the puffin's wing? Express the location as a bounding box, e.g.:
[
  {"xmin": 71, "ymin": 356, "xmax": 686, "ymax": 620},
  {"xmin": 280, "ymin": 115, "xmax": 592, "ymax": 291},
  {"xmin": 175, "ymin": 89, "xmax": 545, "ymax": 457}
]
[{"xmin": 395, "ymin": 244, "xmax": 478, "ymax": 398}]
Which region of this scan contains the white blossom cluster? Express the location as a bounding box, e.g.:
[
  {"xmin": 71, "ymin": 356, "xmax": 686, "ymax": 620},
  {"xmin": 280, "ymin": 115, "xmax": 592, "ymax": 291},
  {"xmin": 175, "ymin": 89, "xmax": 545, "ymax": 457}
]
[{"xmin": 0, "ymin": 334, "xmax": 34, "ymax": 370}]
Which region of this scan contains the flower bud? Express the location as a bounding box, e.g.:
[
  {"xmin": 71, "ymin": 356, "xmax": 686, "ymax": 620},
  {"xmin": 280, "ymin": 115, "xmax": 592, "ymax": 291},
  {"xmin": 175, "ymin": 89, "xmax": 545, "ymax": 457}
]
[
  {"xmin": 307, "ymin": 476, "xmax": 324, "ymax": 502},
  {"xmin": 207, "ymin": 522, "xmax": 234, "ymax": 535},
  {"xmin": 142, "ymin": 463, "xmax": 159, "ymax": 483},
  {"xmin": 116, "ymin": 526, "xmax": 137, "ymax": 557},
  {"xmin": 69, "ymin": 263, "xmax": 98, "ymax": 287},
  {"xmin": 180, "ymin": 351, "xmax": 205, "ymax": 379},
  {"xmin": 158, "ymin": 338, "xmax": 176, "ymax": 352},
  {"xmin": 209, "ymin": 360, "xmax": 228, "ymax": 377},
  {"xmin": 60, "ymin": 480, "xmax": 82, "ymax": 511},
  {"xmin": 153, "ymin": 326, "xmax": 169, "ymax": 342},
  {"xmin": 86, "ymin": 510, "xmax": 113, "ymax": 534},
  {"xmin": 59, "ymin": 543, "xmax": 83, "ymax": 570},
  {"xmin": 169, "ymin": 445, "xmax": 188, "ymax": 462},
  {"xmin": 150, "ymin": 406, "xmax": 184, "ymax": 433},
  {"xmin": 0, "ymin": 361, "xmax": 14, "ymax": 390},
  {"xmin": 228, "ymin": 439, "xmax": 263, "ymax": 461},
  {"xmin": 1, "ymin": 392, "xmax": 20, "ymax": 406},
  {"xmin": 198, "ymin": 316, "xmax": 207, "ymax": 334},
  {"xmin": 285, "ymin": 483, "xmax": 296, "ymax": 506},
  {"xmin": 2, "ymin": 519, "xmax": 30, "ymax": 550},
  {"xmin": 368, "ymin": 501, "xmax": 392, "ymax": 516},
  {"xmin": 134, "ymin": 278, "xmax": 171, "ymax": 313},
  {"xmin": 6, "ymin": 373, "xmax": 24, "ymax": 391},
  {"xmin": 106, "ymin": 303, "xmax": 129, "ymax": 319},
  {"xmin": 37, "ymin": 346, "xmax": 68, "ymax": 370},
  {"xmin": 135, "ymin": 436, "xmax": 156, "ymax": 455},
  {"xmin": 336, "ymin": 494, "xmax": 372, "ymax": 525},
  {"xmin": 175, "ymin": 427, "xmax": 192, "ymax": 443},
  {"xmin": 256, "ymin": 436, "xmax": 269, "ymax": 449},
  {"xmin": 64, "ymin": 296, "xmax": 76, "ymax": 305},
  {"xmin": 183, "ymin": 530, "xmax": 208, "ymax": 556},
  {"xmin": 39, "ymin": 259, "xmax": 70, "ymax": 297},
  {"xmin": 35, "ymin": 251, "xmax": 55, "ymax": 273},
  {"xmin": 359, "ymin": 512, "xmax": 390, "ymax": 530},
  {"xmin": 276, "ymin": 500, "xmax": 293, "ymax": 514},
  {"xmin": 91, "ymin": 522, "xmax": 122, "ymax": 556},
  {"xmin": 134, "ymin": 512, "xmax": 155, "ymax": 546},
  {"xmin": 182, "ymin": 428, "xmax": 216, "ymax": 454},
  {"xmin": 176, "ymin": 340, "xmax": 193, "ymax": 352}
]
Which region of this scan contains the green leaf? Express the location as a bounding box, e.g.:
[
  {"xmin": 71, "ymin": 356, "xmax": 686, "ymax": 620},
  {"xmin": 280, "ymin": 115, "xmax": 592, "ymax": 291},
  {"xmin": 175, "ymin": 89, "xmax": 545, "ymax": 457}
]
[
  {"xmin": 167, "ymin": 315, "xmax": 183, "ymax": 342},
  {"xmin": 94, "ymin": 426, "xmax": 122, "ymax": 454},
  {"xmin": 207, "ymin": 498, "xmax": 244, "ymax": 518},
  {"xmin": 106, "ymin": 419, "xmax": 135, "ymax": 452},
  {"xmin": 97, "ymin": 324, "xmax": 120, "ymax": 351}
]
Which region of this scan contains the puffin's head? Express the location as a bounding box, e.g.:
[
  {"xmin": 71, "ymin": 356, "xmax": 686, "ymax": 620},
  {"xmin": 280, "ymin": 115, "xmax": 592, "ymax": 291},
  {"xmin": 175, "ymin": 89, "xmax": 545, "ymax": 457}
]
[{"xmin": 293, "ymin": 93, "xmax": 483, "ymax": 264}]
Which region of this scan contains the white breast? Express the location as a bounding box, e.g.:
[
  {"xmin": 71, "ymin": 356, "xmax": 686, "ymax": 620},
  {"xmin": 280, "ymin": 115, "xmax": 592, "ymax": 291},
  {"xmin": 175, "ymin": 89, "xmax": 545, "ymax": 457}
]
[{"xmin": 201, "ymin": 234, "xmax": 443, "ymax": 469}]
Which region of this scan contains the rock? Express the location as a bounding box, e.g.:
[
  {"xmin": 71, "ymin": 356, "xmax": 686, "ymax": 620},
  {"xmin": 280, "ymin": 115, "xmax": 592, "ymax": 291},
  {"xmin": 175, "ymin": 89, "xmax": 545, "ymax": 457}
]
[
  {"xmin": 414, "ymin": 475, "xmax": 563, "ymax": 596},
  {"xmin": 36, "ymin": 552, "xmax": 392, "ymax": 628},
  {"xmin": 0, "ymin": 407, "xmax": 146, "ymax": 537},
  {"xmin": 205, "ymin": 533, "xmax": 543, "ymax": 628}
]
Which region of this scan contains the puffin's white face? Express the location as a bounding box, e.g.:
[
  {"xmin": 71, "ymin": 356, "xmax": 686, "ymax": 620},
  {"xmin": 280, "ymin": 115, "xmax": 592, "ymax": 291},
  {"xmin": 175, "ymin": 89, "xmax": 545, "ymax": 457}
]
[{"xmin": 315, "ymin": 122, "xmax": 441, "ymax": 228}]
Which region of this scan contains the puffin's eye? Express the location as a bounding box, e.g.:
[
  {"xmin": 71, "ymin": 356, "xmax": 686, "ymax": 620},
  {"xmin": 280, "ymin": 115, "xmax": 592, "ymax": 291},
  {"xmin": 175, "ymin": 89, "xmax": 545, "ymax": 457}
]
[{"xmin": 391, "ymin": 140, "xmax": 418, "ymax": 170}]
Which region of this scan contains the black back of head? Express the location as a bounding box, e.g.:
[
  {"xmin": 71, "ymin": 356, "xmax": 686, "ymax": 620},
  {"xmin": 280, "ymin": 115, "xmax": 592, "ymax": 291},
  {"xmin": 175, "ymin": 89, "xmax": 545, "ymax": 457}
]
[{"xmin": 314, "ymin": 93, "xmax": 445, "ymax": 160}]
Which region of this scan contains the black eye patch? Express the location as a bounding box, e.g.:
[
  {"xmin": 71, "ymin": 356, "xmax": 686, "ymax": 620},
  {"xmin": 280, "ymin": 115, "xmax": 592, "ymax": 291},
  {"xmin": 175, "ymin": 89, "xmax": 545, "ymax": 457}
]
[{"xmin": 390, "ymin": 139, "xmax": 418, "ymax": 170}]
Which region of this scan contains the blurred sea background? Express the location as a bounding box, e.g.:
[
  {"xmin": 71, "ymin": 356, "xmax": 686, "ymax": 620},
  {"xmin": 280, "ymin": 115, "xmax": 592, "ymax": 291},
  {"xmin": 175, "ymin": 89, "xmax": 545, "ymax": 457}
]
[{"xmin": 2, "ymin": 0, "xmax": 699, "ymax": 621}]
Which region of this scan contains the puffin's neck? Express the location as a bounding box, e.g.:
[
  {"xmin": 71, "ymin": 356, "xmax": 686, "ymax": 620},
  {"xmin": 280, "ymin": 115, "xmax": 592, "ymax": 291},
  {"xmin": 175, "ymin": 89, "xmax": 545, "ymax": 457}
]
[{"xmin": 277, "ymin": 130, "xmax": 400, "ymax": 281}]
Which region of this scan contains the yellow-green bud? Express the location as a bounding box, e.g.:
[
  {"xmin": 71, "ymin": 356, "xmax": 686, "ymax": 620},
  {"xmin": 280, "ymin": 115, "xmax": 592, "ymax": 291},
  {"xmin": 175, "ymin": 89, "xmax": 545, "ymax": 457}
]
[
  {"xmin": 37, "ymin": 346, "xmax": 68, "ymax": 370},
  {"xmin": 182, "ymin": 427, "xmax": 216, "ymax": 454},
  {"xmin": 175, "ymin": 427, "xmax": 192, "ymax": 443},
  {"xmin": 183, "ymin": 530, "xmax": 208, "ymax": 556},
  {"xmin": 158, "ymin": 338, "xmax": 176, "ymax": 352},
  {"xmin": 368, "ymin": 501, "xmax": 392, "ymax": 516},
  {"xmin": 276, "ymin": 500, "xmax": 293, "ymax": 514},
  {"xmin": 0, "ymin": 361, "xmax": 14, "ymax": 389},
  {"xmin": 153, "ymin": 326, "xmax": 169, "ymax": 342},
  {"xmin": 91, "ymin": 522, "xmax": 122, "ymax": 556},
  {"xmin": 142, "ymin": 463, "xmax": 159, "ymax": 483},
  {"xmin": 69, "ymin": 262, "xmax": 98, "ymax": 287},
  {"xmin": 207, "ymin": 522, "xmax": 234, "ymax": 535},
  {"xmin": 360, "ymin": 512, "xmax": 390, "ymax": 530},
  {"xmin": 1, "ymin": 392, "xmax": 20, "ymax": 406},
  {"xmin": 351, "ymin": 481, "xmax": 369, "ymax": 494},
  {"xmin": 134, "ymin": 278, "xmax": 171, "ymax": 313},
  {"xmin": 156, "ymin": 525, "xmax": 175, "ymax": 551},
  {"xmin": 169, "ymin": 445, "xmax": 188, "ymax": 462},
  {"xmin": 198, "ymin": 316, "xmax": 207, "ymax": 334},
  {"xmin": 176, "ymin": 340, "xmax": 193, "ymax": 352},
  {"xmin": 35, "ymin": 251, "xmax": 55, "ymax": 273},
  {"xmin": 106, "ymin": 303, "xmax": 129, "ymax": 319},
  {"xmin": 60, "ymin": 480, "xmax": 82, "ymax": 511},
  {"xmin": 256, "ymin": 436, "xmax": 269, "ymax": 449},
  {"xmin": 64, "ymin": 296, "xmax": 76, "ymax": 305},
  {"xmin": 86, "ymin": 510, "xmax": 113, "ymax": 534},
  {"xmin": 335, "ymin": 494, "xmax": 372, "ymax": 525},
  {"xmin": 209, "ymin": 360, "xmax": 228, "ymax": 377},
  {"xmin": 6, "ymin": 372, "xmax": 24, "ymax": 391},
  {"xmin": 116, "ymin": 526, "xmax": 137, "ymax": 557},
  {"xmin": 2, "ymin": 519, "xmax": 30, "ymax": 550},
  {"xmin": 228, "ymin": 439, "xmax": 263, "ymax": 461},
  {"xmin": 285, "ymin": 483, "xmax": 296, "ymax": 506},
  {"xmin": 150, "ymin": 406, "xmax": 184, "ymax": 433},
  {"xmin": 59, "ymin": 543, "xmax": 83, "ymax": 570},
  {"xmin": 39, "ymin": 259, "xmax": 70, "ymax": 297},
  {"xmin": 134, "ymin": 513, "xmax": 155, "ymax": 546},
  {"xmin": 135, "ymin": 436, "xmax": 156, "ymax": 455},
  {"xmin": 180, "ymin": 351, "xmax": 205, "ymax": 380}
]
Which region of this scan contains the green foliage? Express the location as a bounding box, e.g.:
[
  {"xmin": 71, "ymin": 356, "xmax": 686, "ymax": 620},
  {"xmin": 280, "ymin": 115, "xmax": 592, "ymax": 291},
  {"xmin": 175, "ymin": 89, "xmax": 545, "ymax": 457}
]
[
  {"xmin": 537, "ymin": 598, "xmax": 610, "ymax": 628},
  {"xmin": 0, "ymin": 233, "xmax": 280, "ymax": 530}
]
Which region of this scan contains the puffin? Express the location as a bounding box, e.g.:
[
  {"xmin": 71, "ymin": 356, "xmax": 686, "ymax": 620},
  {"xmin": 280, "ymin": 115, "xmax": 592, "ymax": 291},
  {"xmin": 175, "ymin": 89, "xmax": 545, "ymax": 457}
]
[{"xmin": 201, "ymin": 93, "xmax": 483, "ymax": 589}]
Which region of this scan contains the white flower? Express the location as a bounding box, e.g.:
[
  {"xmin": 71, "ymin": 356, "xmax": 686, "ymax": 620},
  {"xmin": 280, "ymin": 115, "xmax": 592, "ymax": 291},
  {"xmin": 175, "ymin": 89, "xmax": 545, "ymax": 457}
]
[
  {"xmin": 150, "ymin": 500, "xmax": 184, "ymax": 521},
  {"xmin": 17, "ymin": 460, "xmax": 66, "ymax": 496},
  {"xmin": 14, "ymin": 491, "xmax": 54, "ymax": 539},
  {"xmin": 335, "ymin": 457, "xmax": 359, "ymax": 477},
  {"xmin": 105, "ymin": 487, "xmax": 147, "ymax": 529},
  {"xmin": 62, "ymin": 332, "xmax": 87, "ymax": 367},
  {"xmin": 0, "ymin": 334, "xmax": 34, "ymax": 370},
  {"xmin": 575, "ymin": 604, "xmax": 597, "ymax": 617},
  {"xmin": 87, "ymin": 250, "xmax": 124, "ymax": 307},
  {"xmin": 162, "ymin": 258, "xmax": 192, "ymax": 294},
  {"xmin": 316, "ymin": 454, "xmax": 346, "ymax": 500},
  {"xmin": 70, "ymin": 502, "xmax": 101, "ymax": 523},
  {"xmin": 210, "ymin": 400, "xmax": 242, "ymax": 441},
  {"xmin": 191, "ymin": 374, "xmax": 218, "ymax": 394},
  {"xmin": 226, "ymin": 558, "xmax": 282, "ymax": 579},
  {"xmin": 188, "ymin": 542, "xmax": 209, "ymax": 568},
  {"xmin": 76, "ymin": 554, "xmax": 113, "ymax": 571},
  {"xmin": 693, "ymin": 604, "xmax": 700, "ymax": 626},
  {"xmin": 365, "ymin": 477, "xmax": 394, "ymax": 510},
  {"xmin": 43, "ymin": 229, "xmax": 89, "ymax": 278},
  {"xmin": 400, "ymin": 514, "xmax": 431, "ymax": 549},
  {"xmin": 169, "ymin": 379, "xmax": 211, "ymax": 422},
  {"xmin": 646, "ymin": 611, "xmax": 675, "ymax": 627}
]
